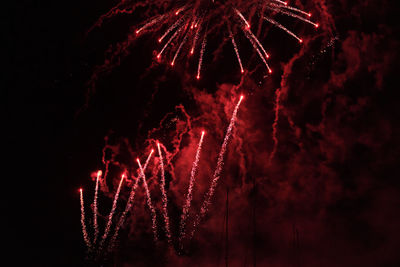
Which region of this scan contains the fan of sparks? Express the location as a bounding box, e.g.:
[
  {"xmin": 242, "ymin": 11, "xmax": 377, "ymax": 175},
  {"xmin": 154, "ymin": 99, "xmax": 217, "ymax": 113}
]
[{"xmin": 91, "ymin": 0, "xmax": 319, "ymax": 79}]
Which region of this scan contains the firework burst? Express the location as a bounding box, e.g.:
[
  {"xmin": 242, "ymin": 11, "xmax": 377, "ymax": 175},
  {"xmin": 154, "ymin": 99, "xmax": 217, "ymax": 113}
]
[
  {"xmin": 89, "ymin": 0, "xmax": 319, "ymax": 79},
  {"xmin": 78, "ymin": 95, "xmax": 244, "ymax": 257}
]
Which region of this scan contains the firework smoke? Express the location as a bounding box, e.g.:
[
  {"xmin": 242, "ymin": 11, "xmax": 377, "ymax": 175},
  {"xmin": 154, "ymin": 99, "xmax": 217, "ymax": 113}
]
[{"xmin": 268, "ymin": 88, "xmax": 281, "ymax": 165}]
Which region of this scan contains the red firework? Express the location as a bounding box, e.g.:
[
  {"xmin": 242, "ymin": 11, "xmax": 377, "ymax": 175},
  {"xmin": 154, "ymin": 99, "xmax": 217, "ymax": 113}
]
[
  {"xmin": 78, "ymin": 96, "xmax": 244, "ymax": 256},
  {"xmin": 89, "ymin": 0, "xmax": 319, "ymax": 79}
]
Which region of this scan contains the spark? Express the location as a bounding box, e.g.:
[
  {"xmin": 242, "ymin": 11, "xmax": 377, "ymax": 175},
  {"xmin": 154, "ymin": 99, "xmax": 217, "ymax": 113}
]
[
  {"xmin": 196, "ymin": 29, "xmax": 207, "ymax": 80},
  {"xmin": 108, "ymin": 150, "xmax": 154, "ymax": 252},
  {"xmin": 263, "ymin": 16, "xmax": 303, "ymax": 43},
  {"xmin": 179, "ymin": 130, "xmax": 205, "ymax": 247},
  {"xmin": 79, "ymin": 188, "xmax": 92, "ymax": 252},
  {"xmin": 190, "ymin": 95, "xmax": 244, "ymax": 240},
  {"xmin": 99, "ymin": 173, "xmax": 125, "ymax": 252},
  {"xmin": 157, "ymin": 142, "xmax": 172, "ymax": 244},
  {"xmin": 137, "ymin": 158, "xmax": 158, "ymax": 242},
  {"xmin": 228, "ymin": 25, "xmax": 244, "ymax": 74},
  {"xmin": 93, "ymin": 170, "xmax": 102, "ymax": 245}
]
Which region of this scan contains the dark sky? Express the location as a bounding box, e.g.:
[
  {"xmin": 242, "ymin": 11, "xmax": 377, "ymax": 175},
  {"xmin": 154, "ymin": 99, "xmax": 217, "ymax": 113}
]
[{"xmin": 7, "ymin": 0, "xmax": 400, "ymax": 266}]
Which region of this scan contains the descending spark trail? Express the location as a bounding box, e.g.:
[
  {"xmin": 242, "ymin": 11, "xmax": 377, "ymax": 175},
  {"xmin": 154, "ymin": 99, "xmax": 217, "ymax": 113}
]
[
  {"xmin": 179, "ymin": 130, "xmax": 205, "ymax": 247},
  {"xmin": 196, "ymin": 30, "xmax": 207, "ymax": 80},
  {"xmin": 108, "ymin": 150, "xmax": 154, "ymax": 252},
  {"xmin": 80, "ymin": 189, "xmax": 92, "ymax": 252},
  {"xmin": 157, "ymin": 24, "xmax": 186, "ymax": 60},
  {"xmin": 157, "ymin": 142, "xmax": 172, "ymax": 244},
  {"xmin": 99, "ymin": 174, "xmax": 125, "ymax": 252},
  {"xmin": 88, "ymin": 0, "xmax": 319, "ymax": 79},
  {"xmin": 190, "ymin": 21, "xmax": 202, "ymax": 55},
  {"xmin": 228, "ymin": 25, "xmax": 244, "ymax": 74},
  {"xmin": 263, "ymin": 16, "xmax": 303, "ymax": 43},
  {"xmin": 137, "ymin": 158, "xmax": 158, "ymax": 242},
  {"xmin": 190, "ymin": 95, "xmax": 244, "ymax": 240},
  {"xmin": 136, "ymin": 14, "xmax": 167, "ymax": 35}
]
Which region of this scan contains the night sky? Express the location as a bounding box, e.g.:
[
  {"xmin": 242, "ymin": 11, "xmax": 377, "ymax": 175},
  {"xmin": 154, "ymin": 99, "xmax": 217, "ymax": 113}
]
[{"xmin": 7, "ymin": 0, "xmax": 400, "ymax": 266}]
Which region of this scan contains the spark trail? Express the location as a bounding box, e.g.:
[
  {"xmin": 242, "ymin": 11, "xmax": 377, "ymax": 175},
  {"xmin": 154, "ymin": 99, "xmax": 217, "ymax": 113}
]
[
  {"xmin": 179, "ymin": 130, "xmax": 205, "ymax": 247},
  {"xmin": 98, "ymin": 173, "xmax": 125, "ymax": 253},
  {"xmin": 228, "ymin": 25, "xmax": 244, "ymax": 74},
  {"xmin": 196, "ymin": 30, "xmax": 207, "ymax": 80},
  {"xmin": 80, "ymin": 188, "xmax": 92, "ymax": 252},
  {"xmin": 93, "ymin": 170, "xmax": 102, "ymax": 245},
  {"xmin": 190, "ymin": 95, "xmax": 244, "ymax": 240},
  {"xmin": 157, "ymin": 142, "xmax": 172, "ymax": 244},
  {"xmin": 88, "ymin": 0, "xmax": 319, "ymax": 79},
  {"xmin": 137, "ymin": 158, "xmax": 159, "ymax": 242},
  {"xmin": 108, "ymin": 150, "xmax": 154, "ymax": 252}
]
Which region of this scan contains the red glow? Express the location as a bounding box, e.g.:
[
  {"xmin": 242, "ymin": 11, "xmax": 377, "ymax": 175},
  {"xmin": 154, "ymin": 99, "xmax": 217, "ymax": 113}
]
[
  {"xmin": 79, "ymin": 188, "xmax": 82, "ymax": 192},
  {"xmin": 315, "ymin": 23, "xmax": 319, "ymax": 28},
  {"xmin": 269, "ymin": 69, "xmax": 272, "ymax": 73},
  {"xmin": 299, "ymin": 39, "xmax": 303, "ymax": 43},
  {"xmin": 308, "ymin": 13, "xmax": 312, "ymax": 17},
  {"xmin": 196, "ymin": 75, "xmax": 200, "ymax": 80},
  {"xmin": 97, "ymin": 170, "xmax": 102, "ymax": 177}
]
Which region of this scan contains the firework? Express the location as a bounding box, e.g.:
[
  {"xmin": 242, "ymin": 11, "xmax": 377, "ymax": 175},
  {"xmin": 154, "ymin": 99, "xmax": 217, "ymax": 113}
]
[
  {"xmin": 190, "ymin": 95, "xmax": 244, "ymax": 240},
  {"xmin": 99, "ymin": 173, "xmax": 125, "ymax": 252},
  {"xmin": 157, "ymin": 142, "xmax": 172, "ymax": 244},
  {"xmin": 89, "ymin": 0, "xmax": 319, "ymax": 78},
  {"xmin": 179, "ymin": 130, "xmax": 205, "ymax": 247},
  {"xmin": 79, "ymin": 95, "xmax": 245, "ymax": 253},
  {"xmin": 108, "ymin": 150, "xmax": 154, "ymax": 252},
  {"xmin": 93, "ymin": 170, "xmax": 102, "ymax": 245},
  {"xmin": 137, "ymin": 158, "xmax": 159, "ymax": 242},
  {"xmin": 79, "ymin": 188, "xmax": 92, "ymax": 252}
]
